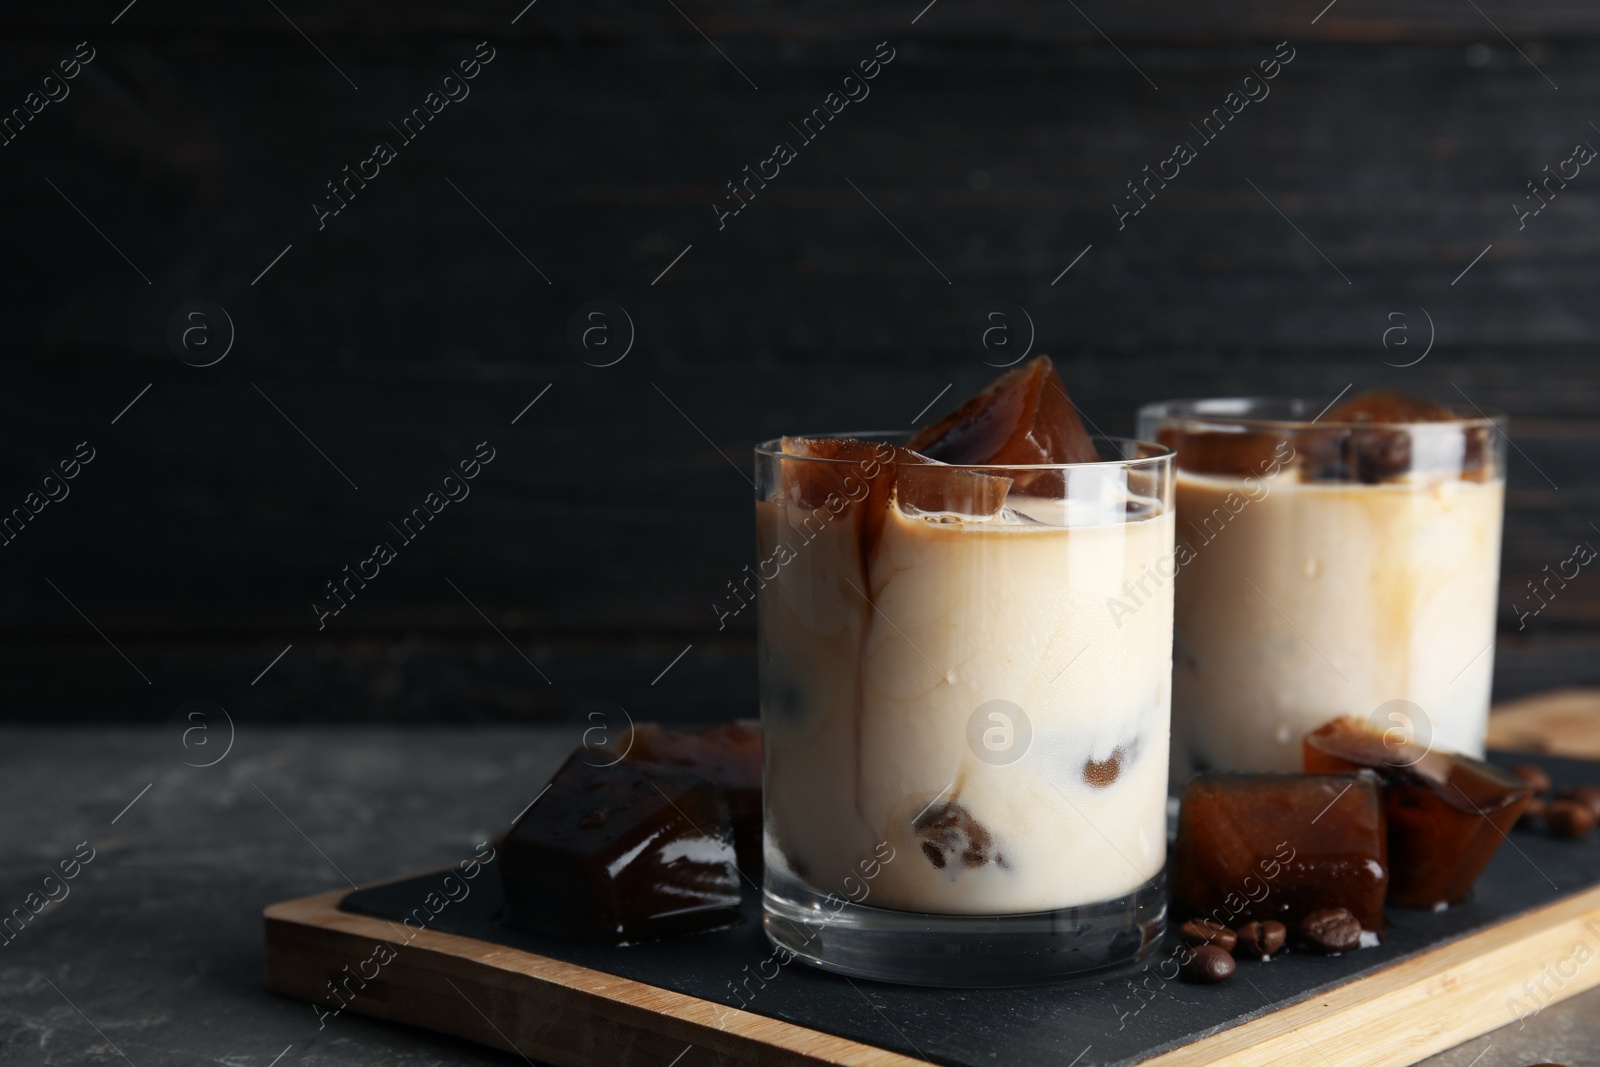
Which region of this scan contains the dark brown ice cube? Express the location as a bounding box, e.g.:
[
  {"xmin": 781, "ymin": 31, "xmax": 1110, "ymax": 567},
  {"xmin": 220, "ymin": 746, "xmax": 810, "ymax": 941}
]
[
  {"xmin": 1085, "ymin": 738, "xmax": 1142, "ymax": 789},
  {"xmin": 1303, "ymin": 717, "xmax": 1532, "ymax": 909},
  {"xmin": 500, "ymin": 752, "xmax": 741, "ymax": 944},
  {"xmin": 914, "ymin": 800, "xmax": 1002, "ymax": 870},
  {"xmin": 1326, "ymin": 390, "xmax": 1456, "ymax": 424},
  {"xmin": 778, "ymin": 437, "xmax": 1015, "ymax": 551},
  {"xmin": 893, "ymin": 462, "xmax": 1012, "ymax": 520},
  {"xmin": 908, "ymin": 356, "xmax": 1098, "ymax": 468},
  {"xmin": 777, "ymin": 437, "xmax": 900, "ymax": 508},
  {"xmin": 1171, "ymin": 773, "xmax": 1388, "ymax": 931},
  {"xmin": 1157, "ymin": 425, "xmax": 1293, "ymax": 479},
  {"xmin": 777, "ymin": 436, "xmax": 908, "ymax": 559},
  {"xmin": 1305, "ymin": 390, "xmax": 1487, "ymax": 484},
  {"xmin": 614, "ymin": 721, "xmax": 763, "ymax": 873}
]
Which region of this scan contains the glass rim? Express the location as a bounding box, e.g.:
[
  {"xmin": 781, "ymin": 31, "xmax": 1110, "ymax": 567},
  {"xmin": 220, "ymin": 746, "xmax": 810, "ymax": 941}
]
[
  {"xmin": 1138, "ymin": 397, "xmax": 1507, "ymax": 432},
  {"xmin": 754, "ymin": 432, "xmax": 1173, "ymax": 471}
]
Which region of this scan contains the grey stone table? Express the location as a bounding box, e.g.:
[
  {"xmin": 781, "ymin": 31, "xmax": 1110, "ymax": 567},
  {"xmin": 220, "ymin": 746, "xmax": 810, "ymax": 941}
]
[{"xmin": 0, "ymin": 727, "xmax": 1592, "ymax": 1067}]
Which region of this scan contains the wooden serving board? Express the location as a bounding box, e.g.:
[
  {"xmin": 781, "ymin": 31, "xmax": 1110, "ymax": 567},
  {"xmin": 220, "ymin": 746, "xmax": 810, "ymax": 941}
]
[
  {"xmin": 266, "ymin": 879, "xmax": 1600, "ymax": 1067},
  {"xmin": 265, "ymin": 699, "xmax": 1600, "ymax": 1067},
  {"xmin": 1487, "ymin": 688, "xmax": 1600, "ymax": 759}
]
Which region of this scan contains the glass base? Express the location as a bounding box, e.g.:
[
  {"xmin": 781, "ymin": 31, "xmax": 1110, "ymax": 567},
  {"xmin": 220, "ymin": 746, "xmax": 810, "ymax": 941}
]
[{"xmin": 762, "ymin": 868, "xmax": 1167, "ymax": 987}]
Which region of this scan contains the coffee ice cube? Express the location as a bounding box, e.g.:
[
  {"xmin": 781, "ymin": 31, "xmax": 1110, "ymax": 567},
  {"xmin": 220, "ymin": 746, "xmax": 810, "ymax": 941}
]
[
  {"xmin": 914, "ymin": 800, "xmax": 1003, "ymax": 871},
  {"xmin": 894, "ymin": 462, "xmax": 1013, "ymax": 520},
  {"xmin": 500, "ymin": 752, "xmax": 741, "ymax": 944},
  {"xmin": 1324, "ymin": 389, "xmax": 1454, "ymax": 424},
  {"xmin": 1155, "ymin": 425, "xmax": 1292, "ymax": 479},
  {"xmin": 1171, "ymin": 773, "xmax": 1388, "ymax": 930},
  {"xmin": 1305, "ymin": 390, "xmax": 1487, "ymax": 483},
  {"xmin": 1327, "ymin": 390, "xmax": 1456, "ymax": 424},
  {"xmin": 616, "ymin": 721, "xmax": 763, "ymax": 872},
  {"xmin": 1303, "ymin": 717, "xmax": 1532, "ymax": 909},
  {"xmin": 778, "ymin": 437, "xmax": 899, "ymax": 505},
  {"xmin": 778, "ymin": 436, "xmax": 908, "ymax": 559},
  {"xmin": 907, "ymin": 356, "xmax": 1098, "ymax": 467}
]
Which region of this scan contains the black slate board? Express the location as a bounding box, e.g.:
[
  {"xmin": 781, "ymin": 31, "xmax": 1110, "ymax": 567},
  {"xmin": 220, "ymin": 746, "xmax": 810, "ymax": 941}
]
[{"xmin": 341, "ymin": 753, "xmax": 1600, "ymax": 1066}]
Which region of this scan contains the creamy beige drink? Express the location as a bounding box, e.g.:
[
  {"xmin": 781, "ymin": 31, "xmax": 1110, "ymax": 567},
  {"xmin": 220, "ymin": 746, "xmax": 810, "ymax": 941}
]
[
  {"xmin": 756, "ymin": 358, "xmax": 1175, "ymax": 984},
  {"xmin": 759, "ymin": 487, "xmax": 1173, "ymax": 914},
  {"xmin": 1172, "ymin": 470, "xmax": 1503, "ymax": 774},
  {"xmin": 1140, "ymin": 395, "xmax": 1507, "ymax": 778}
]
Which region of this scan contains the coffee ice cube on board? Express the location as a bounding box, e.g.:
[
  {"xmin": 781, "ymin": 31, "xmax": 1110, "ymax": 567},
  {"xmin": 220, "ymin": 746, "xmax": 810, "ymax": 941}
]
[
  {"xmin": 617, "ymin": 721, "xmax": 764, "ymax": 872},
  {"xmin": 1171, "ymin": 772, "xmax": 1388, "ymax": 931},
  {"xmin": 1304, "ymin": 717, "xmax": 1532, "ymax": 909},
  {"xmin": 500, "ymin": 752, "xmax": 741, "ymax": 944}
]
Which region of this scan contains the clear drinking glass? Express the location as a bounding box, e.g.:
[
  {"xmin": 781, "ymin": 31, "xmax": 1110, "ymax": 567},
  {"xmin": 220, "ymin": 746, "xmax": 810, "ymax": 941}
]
[
  {"xmin": 755, "ymin": 434, "xmax": 1175, "ymax": 985},
  {"xmin": 1136, "ymin": 398, "xmax": 1507, "ymax": 779}
]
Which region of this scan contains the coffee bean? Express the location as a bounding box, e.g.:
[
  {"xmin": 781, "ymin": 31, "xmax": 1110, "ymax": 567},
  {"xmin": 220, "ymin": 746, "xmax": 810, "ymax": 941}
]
[
  {"xmin": 1299, "ymin": 907, "xmax": 1362, "ymax": 954},
  {"xmin": 1510, "ymin": 763, "xmax": 1552, "ymax": 795},
  {"xmin": 1556, "ymin": 785, "xmax": 1600, "ymax": 820},
  {"xmin": 1518, "ymin": 795, "xmax": 1547, "ymax": 827},
  {"xmin": 1178, "ymin": 943, "xmax": 1235, "ymax": 983},
  {"xmin": 1546, "ymin": 799, "xmax": 1597, "ymax": 839},
  {"xmin": 1178, "ymin": 918, "xmax": 1237, "ymax": 951},
  {"xmin": 1233, "ymin": 920, "xmax": 1287, "ymax": 960}
]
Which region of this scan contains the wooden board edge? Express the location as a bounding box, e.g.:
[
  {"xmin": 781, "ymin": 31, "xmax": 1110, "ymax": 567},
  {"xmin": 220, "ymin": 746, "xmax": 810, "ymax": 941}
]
[
  {"xmin": 1141, "ymin": 882, "xmax": 1600, "ymax": 1066},
  {"xmin": 1488, "ymin": 688, "xmax": 1600, "ymax": 759},
  {"xmin": 266, "ymin": 881, "xmax": 1600, "ymax": 1067},
  {"xmin": 263, "ymin": 890, "xmax": 925, "ymax": 1067}
]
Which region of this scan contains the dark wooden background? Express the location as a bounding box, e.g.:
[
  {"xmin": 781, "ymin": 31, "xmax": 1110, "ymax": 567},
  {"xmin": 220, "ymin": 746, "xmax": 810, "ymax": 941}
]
[{"xmin": 3, "ymin": 0, "xmax": 1597, "ymax": 725}]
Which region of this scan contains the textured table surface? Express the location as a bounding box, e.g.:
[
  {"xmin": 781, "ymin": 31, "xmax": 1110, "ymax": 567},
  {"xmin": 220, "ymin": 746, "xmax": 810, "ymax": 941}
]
[{"xmin": 1, "ymin": 727, "xmax": 1594, "ymax": 1067}]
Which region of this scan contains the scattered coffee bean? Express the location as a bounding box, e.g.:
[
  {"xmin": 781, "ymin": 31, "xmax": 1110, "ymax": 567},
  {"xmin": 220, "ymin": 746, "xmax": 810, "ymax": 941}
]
[
  {"xmin": 1510, "ymin": 764, "xmax": 1552, "ymax": 795},
  {"xmin": 1546, "ymin": 799, "xmax": 1597, "ymax": 839},
  {"xmin": 1299, "ymin": 907, "xmax": 1362, "ymax": 954},
  {"xmin": 1179, "ymin": 943, "xmax": 1236, "ymax": 983},
  {"xmin": 1518, "ymin": 795, "xmax": 1548, "ymax": 827},
  {"xmin": 1233, "ymin": 920, "xmax": 1287, "ymax": 960},
  {"xmin": 1556, "ymin": 785, "xmax": 1600, "ymax": 820},
  {"xmin": 1178, "ymin": 918, "xmax": 1237, "ymax": 951}
]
